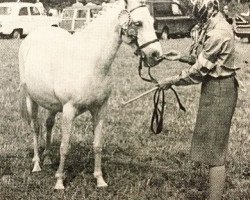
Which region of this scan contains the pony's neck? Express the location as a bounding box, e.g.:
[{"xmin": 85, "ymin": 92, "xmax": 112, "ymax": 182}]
[{"xmin": 74, "ymin": 0, "xmax": 126, "ymax": 75}]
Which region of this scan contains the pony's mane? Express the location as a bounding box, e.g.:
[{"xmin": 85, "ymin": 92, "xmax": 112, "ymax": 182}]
[{"xmin": 74, "ymin": 0, "xmax": 125, "ymax": 39}]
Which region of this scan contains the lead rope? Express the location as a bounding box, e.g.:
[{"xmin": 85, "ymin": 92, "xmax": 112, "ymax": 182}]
[
  {"xmin": 137, "ymin": 54, "xmax": 165, "ymax": 134},
  {"xmin": 137, "ymin": 53, "xmax": 186, "ymax": 134},
  {"xmin": 150, "ymin": 87, "xmax": 165, "ymax": 134},
  {"xmin": 130, "ymin": 31, "xmax": 186, "ymax": 134},
  {"xmin": 150, "ymin": 87, "xmax": 186, "ymax": 134}
]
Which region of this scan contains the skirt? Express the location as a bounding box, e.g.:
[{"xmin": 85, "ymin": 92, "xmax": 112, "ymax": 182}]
[{"xmin": 190, "ymin": 75, "xmax": 238, "ymax": 166}]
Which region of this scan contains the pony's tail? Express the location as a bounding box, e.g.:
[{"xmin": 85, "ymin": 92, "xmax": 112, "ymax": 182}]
[{"xmin": 19, "ymin": 83, "xmax": 31, "ymax": 125}]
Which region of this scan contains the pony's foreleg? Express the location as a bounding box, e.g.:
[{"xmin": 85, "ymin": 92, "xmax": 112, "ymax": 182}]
[
  {"xmin": 91, "ymin": 102, "xmax": 108, "ymax": 187},
  {"xmin": 55, "ymin": 103, "xmax": 76, "ymax": 190},
  {"xmin": 26, "ymin": 97, "xmax": 41, "ymax": 172},
  {"xmin": 43, "ymin": 111, "xmax": 57, "ymax": 166}
]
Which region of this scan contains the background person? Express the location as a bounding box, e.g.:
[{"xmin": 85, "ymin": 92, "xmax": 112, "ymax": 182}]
[
  {"xmin": 35, "ymin": 0, "xmax": 46, "ymax": 15},
  {"xmin": 72, "ymin": 0, "xmax": 84, "ymax": 7},
  {"xmin": 223, "ymin": 5, "xmax": 233, "ymax": 25},
  {"xmin": 48, "ymin": 5, "xmax": 59, "ymax": 17},
  {"xmin": 159, "ymin": 0, "xmax": 239, "ymax": 199}
]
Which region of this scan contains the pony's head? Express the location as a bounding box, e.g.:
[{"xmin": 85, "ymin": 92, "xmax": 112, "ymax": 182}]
[{"xmin": 118, "ymin": 0, "xmax": 163, "ymax": 67}]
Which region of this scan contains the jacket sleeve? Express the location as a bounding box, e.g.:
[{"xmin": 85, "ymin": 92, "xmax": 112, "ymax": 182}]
[
  {"xmin": 179, "ymin": 55, "xmax": 196, "ymax": 65},
  {"xmin": 173, "ymin": 33, "xmax": 229, "ymax": 86}
]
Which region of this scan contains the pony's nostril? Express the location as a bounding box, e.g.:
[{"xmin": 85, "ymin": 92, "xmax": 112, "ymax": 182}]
[{"xmin": 151, "ymin": 51, "xmax": 160, "ymax": 58}]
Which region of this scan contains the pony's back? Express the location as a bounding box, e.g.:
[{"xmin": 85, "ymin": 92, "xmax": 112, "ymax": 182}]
[{"xmin": 19, "ymin": 26, "xmax": 71, "ymax": 84}]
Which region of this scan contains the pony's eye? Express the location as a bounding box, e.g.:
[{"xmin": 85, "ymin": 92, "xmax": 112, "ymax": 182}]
[{"xmin": 134, "ymin": 21, "xmax": 142, "ymax": 27}]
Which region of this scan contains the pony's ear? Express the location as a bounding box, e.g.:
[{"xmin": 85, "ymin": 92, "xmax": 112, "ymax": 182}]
[{"xmin": 118, "ymin": 10, "xmax": 131, "ymax": 28}]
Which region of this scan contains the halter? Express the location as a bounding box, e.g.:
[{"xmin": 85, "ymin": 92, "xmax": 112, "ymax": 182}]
[
  {"xmin": 121, "ymin": 5, "xmax": 159, "ymax": 52},
  {"xmin": 119, "ymin": 4, "xmax": 160, "ymax": 83},
  {"xmin": 120, "ymin": 2, "xmax": 186, "ymax": 134}
]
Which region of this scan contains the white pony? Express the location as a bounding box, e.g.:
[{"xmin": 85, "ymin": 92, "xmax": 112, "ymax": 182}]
[{"xmin": 19, "ymin": 0, "xmax": 162, "ymax": 190}]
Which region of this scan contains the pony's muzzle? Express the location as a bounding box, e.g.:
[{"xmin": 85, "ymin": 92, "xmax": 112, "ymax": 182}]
[{"xmin": 145, "ymin": 50, "xmax": 162, "ymax": 67}]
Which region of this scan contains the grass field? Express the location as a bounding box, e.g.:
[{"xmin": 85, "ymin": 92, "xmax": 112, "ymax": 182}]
[{"xmin": 0, "ymin": 37, "xmax": 249, "ymax": 200}]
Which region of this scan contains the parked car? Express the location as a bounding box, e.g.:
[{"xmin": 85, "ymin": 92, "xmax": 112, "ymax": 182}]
[
  {"xmin": 146, "ymin": 0, "xmax": 196, "ymax": 39},
  {"xmin": 60, "ymin": 5, "xmax": 102, "ymax": 34},
  {"xmin": 0, "ymin": 2, "xmax": 60, "ymax": 39},
  {"xmin": 234, "ymin": 14, "xmax": 250, "ymax": 43}
]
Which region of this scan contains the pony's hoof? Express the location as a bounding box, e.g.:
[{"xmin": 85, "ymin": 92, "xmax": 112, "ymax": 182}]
[
  {"xmin": 43, "ymin": 157, "xmax": 52, "ymax": 166},
  {"xmin": 97, "ymin": 180, "xmax": 108, "ymax": 187},
  {"xmin": 32, "ymin": 163, "xmax": 41, "ymax": 172},
  {"xmin": 54, "ymin": 179, "xmax": 65, "ymax": 190}
]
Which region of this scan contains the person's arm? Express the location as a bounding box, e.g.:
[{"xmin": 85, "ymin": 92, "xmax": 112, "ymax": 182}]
[
  {"xmin": 179, "ymin": 54, "xmax": 196, "ymax": 65},
  {"xmin": 159, "ymin": 32, "xmax": 229, "ymax": 88},
  {"xmin": 163, "ymin": 51, "xmax": 196, "ymax": 65}
]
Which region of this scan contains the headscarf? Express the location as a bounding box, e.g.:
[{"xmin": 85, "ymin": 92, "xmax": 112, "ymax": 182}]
[{"xmin": 189, "ymin": 0, "xmax": 220, "ymax": 56}]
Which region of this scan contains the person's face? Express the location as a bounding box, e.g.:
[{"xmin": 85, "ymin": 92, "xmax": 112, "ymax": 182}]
[{"xmin": 223, "ymin": 6, "xmax": 229, "ymax": 14}]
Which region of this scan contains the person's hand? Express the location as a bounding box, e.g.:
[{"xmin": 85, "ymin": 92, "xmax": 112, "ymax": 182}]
[{"xmin": 163, "ymin": 50, "xmax": 181, "ymax": 61}]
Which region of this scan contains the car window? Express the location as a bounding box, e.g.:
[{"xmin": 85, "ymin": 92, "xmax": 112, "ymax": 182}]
[
  {"xmin": 0, "ymin": 7, "xmax": 12, "ymax": 15},
  {"xmin": 172, "ymin": 4, "xmax": 183, "ymax": 16},
  {"xmin": 62, "ymin": 9, "xmax": 74, "ymax": 19},
  {"xmin": 30, "ymin": 7, "xmax": 40, "ymax": 16},
  {"xmin": 19, "ymin": 7, "xmax": 28, "ymax": 16},
  {"xmin": 76, "ymin": 9, "xmax": 87, "ymax": 18},
  {"xmin": 153, "ymin": 3, "xmax": 172, "ymax": 17}
]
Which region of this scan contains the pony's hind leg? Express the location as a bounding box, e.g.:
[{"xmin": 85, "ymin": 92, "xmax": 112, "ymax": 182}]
[
  {"xmin": 43, "ymin": 111, "xmax": 57, "ymax": 166},
  {"xmin": 91, "ymin": 102, "xmax": 108, "ymax": 187},
  {"xmin": 55, "ymin": 103, "xmax": 76, "ymax": 190},
  {"xmin": 26, "ymin": 97, "xmax": 42, "ymax": 172}
]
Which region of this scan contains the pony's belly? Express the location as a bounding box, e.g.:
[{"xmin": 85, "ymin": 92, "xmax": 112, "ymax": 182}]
[
  {"xmin": 30, "ymin": 93, "xmax": 62, "ymax": 111},
  {"xmin": 26, "ymin": 82, "xmax": 62, "ymax": 111}
]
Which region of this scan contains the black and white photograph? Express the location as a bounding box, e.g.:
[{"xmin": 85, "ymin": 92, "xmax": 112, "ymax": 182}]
[{"xmin": 0, "ymin": 0, "xmax": 249, "ymax": 199}]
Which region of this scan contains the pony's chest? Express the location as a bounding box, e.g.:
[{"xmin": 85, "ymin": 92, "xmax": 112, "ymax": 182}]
[
  {"xmin": 75, "ymin": 79, "xmax": 112, "ymax": 110},
  {"xmin": 83, "ymin": 77, "xmax": 112, "ymax": 99}
]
